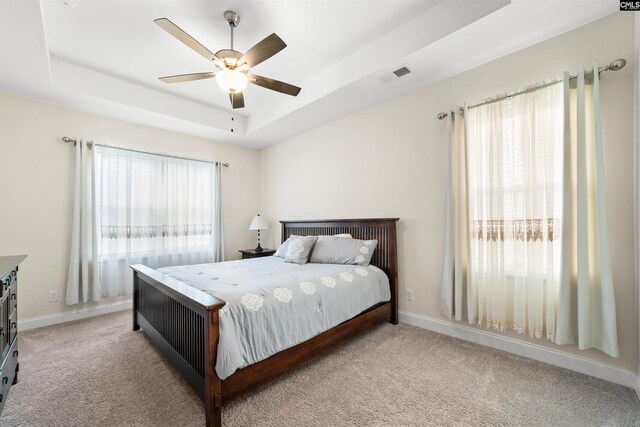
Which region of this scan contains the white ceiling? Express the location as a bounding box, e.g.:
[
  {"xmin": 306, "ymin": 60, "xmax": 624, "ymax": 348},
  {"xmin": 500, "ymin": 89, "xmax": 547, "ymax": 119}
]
[{"xmin": 0, "ymin": 0, "xmax": 619, "ymax": 148}]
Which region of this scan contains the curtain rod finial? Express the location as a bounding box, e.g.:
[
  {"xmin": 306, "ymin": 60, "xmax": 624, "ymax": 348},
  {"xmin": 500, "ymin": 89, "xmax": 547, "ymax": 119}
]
[{"xmin": 609, "ymin": 58, "xmax": 626, "ymax": 71}]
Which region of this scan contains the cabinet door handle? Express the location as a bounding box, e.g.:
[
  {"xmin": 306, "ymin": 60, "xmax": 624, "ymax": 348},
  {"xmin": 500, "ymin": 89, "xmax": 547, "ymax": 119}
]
[
  {"xmin": 11, "ymin": 322, "xmax": 16, "ymax": 329},
  {"xmin": 1, "ymin": 377, "xmax": 7, "ymax": 385},
  {"xmin": 13, "ymin": 350, "xmax": 18, "ymax": 357},
  {"xmin": 11, "ymin": 293, "xmax": 16, "ymax": 300}
]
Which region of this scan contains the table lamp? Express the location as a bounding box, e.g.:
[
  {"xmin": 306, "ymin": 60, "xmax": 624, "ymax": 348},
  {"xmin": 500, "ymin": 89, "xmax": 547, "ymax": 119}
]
[{"xmin": 249, "ymin": 215, "xmax": 269, "ymax": 252}]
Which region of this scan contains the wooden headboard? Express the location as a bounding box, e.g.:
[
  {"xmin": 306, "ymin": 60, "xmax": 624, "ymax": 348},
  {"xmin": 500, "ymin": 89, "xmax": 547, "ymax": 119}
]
[{"xmin": 280, "ymin": 218, "xmax": 399, "ymax": 324}]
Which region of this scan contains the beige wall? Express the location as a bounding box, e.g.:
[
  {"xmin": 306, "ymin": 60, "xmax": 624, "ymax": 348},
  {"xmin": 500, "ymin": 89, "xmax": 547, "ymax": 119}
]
[
  {"xmin": 259, "ymin": 13, "xmax": 637, "ymax": 372},
  {"xmin": 0, "ymin": 93, "xmax": 260, "ymax": 319}
]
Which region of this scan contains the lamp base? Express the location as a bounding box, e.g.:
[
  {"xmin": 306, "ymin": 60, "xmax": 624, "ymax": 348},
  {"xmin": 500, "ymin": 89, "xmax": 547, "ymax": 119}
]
[{"xmin": 254, "ymin": 243, "xmax": 263, "ymax": 252}]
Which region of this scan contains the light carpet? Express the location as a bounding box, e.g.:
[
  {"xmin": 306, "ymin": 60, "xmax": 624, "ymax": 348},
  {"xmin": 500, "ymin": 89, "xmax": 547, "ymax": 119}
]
[{"xmin": 1, "ymin": 311, "xmax": 638, "ymax": 426}]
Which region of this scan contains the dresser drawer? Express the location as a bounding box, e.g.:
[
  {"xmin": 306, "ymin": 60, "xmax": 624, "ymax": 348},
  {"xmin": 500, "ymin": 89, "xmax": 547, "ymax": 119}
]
[
  {"xmin": 0, "ymin": 274, "xmax": 8, "ymax": 300},
  {"xmin": 9, "ymin": 279, "xmax": 16, "ymax": 316},
  {"xmin": 0, "ymin": 302, "xmax": 4, "ymax": 360},
  {"xmin": 0, "ymin": 338, "xmax": 18, "ymax": 413},
  {"xmin": 1, "ymin": 270, "xmax": 16, "ymax": 300},
  {"xmin": 8, "ymin": 310, "xmax": 16, "ymax": 347}
]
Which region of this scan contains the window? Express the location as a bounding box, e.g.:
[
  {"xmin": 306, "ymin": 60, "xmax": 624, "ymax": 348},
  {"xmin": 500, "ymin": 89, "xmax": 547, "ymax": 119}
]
[
  {"xmin": 465, "ymin": 82, "xmax": 564, "ymax": 338},
  {"xmin": 94, "ymin": 147, "xmax": 218, "ymax": 291},
  {"xmin": 467, "ymin": 88, "xmax": 564, "ymax": 278},
  {"xmin": 443, "ymin": 69, "xmax": 618, "ymax": 352}
]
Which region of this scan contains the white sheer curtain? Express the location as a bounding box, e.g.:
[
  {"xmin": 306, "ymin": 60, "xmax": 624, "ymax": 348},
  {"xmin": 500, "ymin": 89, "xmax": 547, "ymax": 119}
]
[
  {"xmin": 464, "ymin": 82, "xmax": 564, "ymax": 339},
  {"xmin": 95, "ymin": 147, "xmax": 219, "ymax": 297},
  {"xmin": 66, "ymin": 139, "xmax": 101, "ymax": 304},
  {"xmin": 555, "ymin": 64, "xmax": 619, "ymax": 357}
]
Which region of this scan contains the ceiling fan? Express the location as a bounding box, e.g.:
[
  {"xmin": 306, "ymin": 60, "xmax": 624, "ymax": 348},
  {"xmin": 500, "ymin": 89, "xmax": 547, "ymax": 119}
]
[{"xmin": 154, "ymin": 11, "xmax": 301, "ymax": 109}]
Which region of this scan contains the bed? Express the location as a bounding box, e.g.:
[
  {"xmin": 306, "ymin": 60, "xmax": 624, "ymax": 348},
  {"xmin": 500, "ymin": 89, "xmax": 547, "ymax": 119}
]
[{"xmin": 130, "ymin": 218, "xmax": 399, "ymax": 426}]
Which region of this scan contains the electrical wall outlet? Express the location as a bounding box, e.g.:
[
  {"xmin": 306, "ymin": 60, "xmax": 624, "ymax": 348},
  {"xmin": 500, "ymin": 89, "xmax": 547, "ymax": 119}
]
[
  {"xmin": 406, "ymin": 288, "xmax": 414, "ymax": 301},
  {"xmin": 48, "ymin": 290, "xmax": 58, "ymax": 302}
]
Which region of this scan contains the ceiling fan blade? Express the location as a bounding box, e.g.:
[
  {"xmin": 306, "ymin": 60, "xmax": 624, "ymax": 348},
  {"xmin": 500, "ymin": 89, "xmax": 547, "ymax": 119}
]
[
  {"xmin": 159, "ymin": 72, "xmax": 215, "ymax": 84},
  {"xmin": 229, "ymin": 91, "xmax": 245, "ymax": 109},
  {"xmin": 248, "ymin": 74, "xmax": 301, "ymax": 96},
  {"xmin": 238, "ymin": 33, "xmax": 286, "ymax": 68},
  {"xmin": 154, "ymin": 18, "xmax": 227, "ymax": 69}
]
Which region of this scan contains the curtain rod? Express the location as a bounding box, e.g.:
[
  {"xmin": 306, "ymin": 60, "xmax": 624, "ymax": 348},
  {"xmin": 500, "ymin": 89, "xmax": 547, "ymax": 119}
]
[
  {"xmin": 60, "ymin": 137, "xmax": 229, "ymax": 167},
  {"xmin": 436, "ymin": 58, "xmax": 627, "ymax": 120}
]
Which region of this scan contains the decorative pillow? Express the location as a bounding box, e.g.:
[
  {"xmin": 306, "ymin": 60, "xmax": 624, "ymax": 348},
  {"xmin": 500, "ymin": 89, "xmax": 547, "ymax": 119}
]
[
  {"xmin": 274, "ymin": 234, "xmax": 310, "ymax": 258},
  {"xmin": 309, "ymin": 236, "xmax": 378, "ymax": 266},
  {"xmin": 275, "ymin": 234, "xmax": 350, "ymax": 258},
  {"xmin": 274, "ymin": 237, "xmax": 292, "ymax": 258},
  {"xmin": 284, "ymin": 235, "xmax": 318, "ymax": 265}
]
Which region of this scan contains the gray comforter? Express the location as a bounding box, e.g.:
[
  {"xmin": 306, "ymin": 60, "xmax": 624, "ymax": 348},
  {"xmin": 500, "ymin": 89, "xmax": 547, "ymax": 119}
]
[{"xmin": 158, "ymin": 256, "xmax": 390, "ymax": 379}]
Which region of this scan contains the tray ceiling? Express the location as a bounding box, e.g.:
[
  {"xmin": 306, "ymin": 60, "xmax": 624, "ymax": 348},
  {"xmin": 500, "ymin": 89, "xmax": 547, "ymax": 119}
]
[{"xmin": 0, "ymin": 0, "xmax": 618, "ymax": 148}]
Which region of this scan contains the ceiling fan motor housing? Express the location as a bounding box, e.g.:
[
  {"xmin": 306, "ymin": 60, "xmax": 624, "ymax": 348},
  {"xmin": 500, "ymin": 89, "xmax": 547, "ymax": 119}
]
[{"xmin": 215, "ymin": 49, "xmax": 246, "ymax": 70}]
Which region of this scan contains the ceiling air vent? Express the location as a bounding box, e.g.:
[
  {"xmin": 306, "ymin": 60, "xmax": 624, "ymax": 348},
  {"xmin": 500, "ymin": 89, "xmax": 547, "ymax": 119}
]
[{"xmin": 393, "ymin": 66, "xmax": 412, "ymax": 78}]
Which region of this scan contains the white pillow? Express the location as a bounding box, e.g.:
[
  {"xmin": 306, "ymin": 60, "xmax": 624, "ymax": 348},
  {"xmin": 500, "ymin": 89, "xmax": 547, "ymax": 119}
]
[{"xmin": 334, "ymin": 233, "xmax": 352, "ymax": 238}]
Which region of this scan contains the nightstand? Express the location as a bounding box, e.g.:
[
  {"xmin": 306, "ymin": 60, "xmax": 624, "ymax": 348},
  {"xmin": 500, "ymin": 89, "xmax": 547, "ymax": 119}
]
[{"xmin": 239, "ymin": 249, "xmax": 276, "ymax": 259}]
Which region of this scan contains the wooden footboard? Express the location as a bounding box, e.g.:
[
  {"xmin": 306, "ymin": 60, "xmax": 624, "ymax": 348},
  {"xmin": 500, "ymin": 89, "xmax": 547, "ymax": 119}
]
[
  {"xmin": 131, "ymin": 218, "xmax": 399, "ymax": 426},
  {"xmin": 132, "ymin": 265, "xmax": 226, "ymax": 426}
]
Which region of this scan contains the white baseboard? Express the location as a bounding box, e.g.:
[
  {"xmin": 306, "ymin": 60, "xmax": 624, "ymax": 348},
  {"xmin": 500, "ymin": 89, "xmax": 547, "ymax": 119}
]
[
  {"xmin": 18, "ymin": 300, "xmax": 132, "ymax": 331},
  {"xmin": 399, "ymin": 310, "xmax": 636, "ymax": 389}
]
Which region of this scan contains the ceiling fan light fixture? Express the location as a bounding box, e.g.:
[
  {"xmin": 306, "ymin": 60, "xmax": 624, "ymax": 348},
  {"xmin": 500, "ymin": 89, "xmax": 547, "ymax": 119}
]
[
  {"xmin": 154, "ymin": 12, "xmax": 301, "ymax": 109},
  {"xmin": 215, "ymin": 69, "xmax": 248, "ymax": 93}
]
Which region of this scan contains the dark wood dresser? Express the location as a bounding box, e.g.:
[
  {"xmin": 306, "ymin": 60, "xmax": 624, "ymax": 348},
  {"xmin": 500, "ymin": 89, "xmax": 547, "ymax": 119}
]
[{"xmin": 0, "ymin": 255, "xmax": 26, "ymax": 414}]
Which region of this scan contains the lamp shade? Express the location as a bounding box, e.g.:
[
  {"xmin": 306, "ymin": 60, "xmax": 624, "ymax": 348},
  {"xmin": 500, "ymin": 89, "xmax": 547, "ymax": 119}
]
[{"xmin": 249, "ymin": 215, "xmax": 269, "ymax": 231}]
